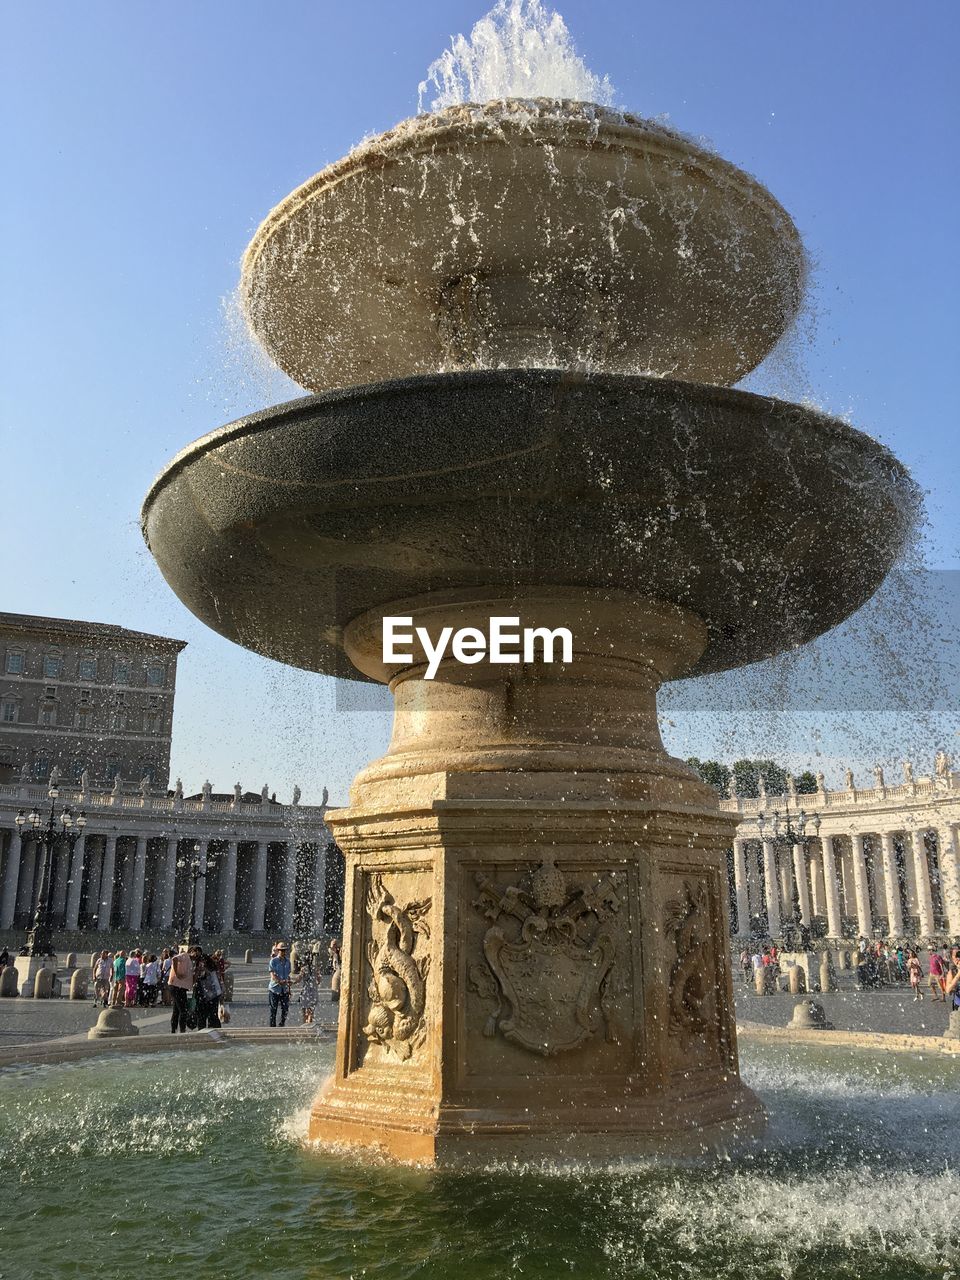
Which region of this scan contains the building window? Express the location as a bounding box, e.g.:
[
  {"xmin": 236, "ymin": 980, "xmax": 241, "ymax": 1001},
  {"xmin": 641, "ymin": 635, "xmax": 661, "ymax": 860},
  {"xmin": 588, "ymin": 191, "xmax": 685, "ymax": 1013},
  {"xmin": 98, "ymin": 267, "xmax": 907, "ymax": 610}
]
[
  {"xmin": 1, "ymin": 700, "xmax": 18, "ymax": 723},
  {"xmin": 43, "ymin": 654, "xmax": 62, "ymax": 679},
  {"xmin": 39, "ymin": 706, "xmax": 57, "ymax": 727},
  {"xmin": 145, "ymin": 663, "xmax": 165, "ymax": 687},
  {"xmin": 72, "ymin": 759, "xmax": 85, "ymax": 781},
  {"xmin": 78, "ymin": 656, "xmax": 97, "ymax": 680},
  {"xmin": 106, "ymin": 759, "xmax": 120, "ymax": 779},
  {"xmin": 4, "ymin": 651, "xmax": 24, "ymax": 675},
  {"xmin": 76, "ymin": 708, "xmax": 92, "ymax": 729},
  {"xmin": 145, "ymin": 713, "xmax": 162, "ymax": 734},
  {"xmin": 148, "ymin": 694, "xmax": 160, "ymax": 708},
  {"xmin": 115, "ymin": 692, "xmax": 126, "ymax": 707},
  {"xmin": 34, "ymin": 758, "xmax": 50, "ymax": 782},
  {"xmin": 110, "ymin": 711, "xmax": 127, "ymax": 731},
  {"xmin": 79, "ymin": 689, "xmax": 91, "ymax": 705},
  {"xmin": 44, "ymin": 686, "xmax": 57, "ymax": 700},
  {"xmin": 114, "ymin": 660, "xmax": 131, "ymax": 684}
]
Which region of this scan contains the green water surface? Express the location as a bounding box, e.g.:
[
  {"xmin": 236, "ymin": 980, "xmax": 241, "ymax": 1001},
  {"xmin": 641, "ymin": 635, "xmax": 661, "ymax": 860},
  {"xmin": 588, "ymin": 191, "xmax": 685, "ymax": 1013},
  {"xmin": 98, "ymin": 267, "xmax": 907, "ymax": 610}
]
[{"xmin": 0, "ymin": 1040, "xmax": 956, "ymax": 1280}]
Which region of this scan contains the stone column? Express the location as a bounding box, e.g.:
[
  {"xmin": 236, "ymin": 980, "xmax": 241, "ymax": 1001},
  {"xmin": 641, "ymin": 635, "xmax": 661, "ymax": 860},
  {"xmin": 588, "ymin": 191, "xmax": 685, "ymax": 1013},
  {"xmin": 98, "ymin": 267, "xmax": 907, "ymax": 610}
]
[
  {"xmin": 219, "ymin": 839, "xmax": 238, "ymax": 933},
  {"xmin": 761, "ymin": 837, "xmax": 780, "ymax": 936},
  {"xmin": 251, "ymin": 841, "xmax": 269, "ymax": 933},
  {"xmin": 850, "ymin": 833, "xmax": 873, "ymax": 937},
  {"xmin": 792, "ymin": 841, "xmax": 812, "ymax": 926},
  {"xmin": 808, "ymin": 842, "xmax": 826, "ymax": 918},
  {"xmin": 745, "ymin": 841, "xmax": 761, "ymax": 916},
  {"xmin": 15, "ymin": 840, "xmax": 37, "ymax": 918},
  {"xmin": 52, "ymin": 840, "xmax": 71, "ymax": 923},
  {"xmin": 158, "ymin": 837, "xmax": 178, "ymax": 930},
  {"xmin": 85, "ymin": 840, "xmax": 103, "ymax": 929},
  {"xmin": 98, "ymin": 835, "xmax": 118, "ymax": 931},
  {"xmin": 910, "ymin": 829, "xmax": 935, "ymax": 937},
  {"xmin": 839, "ymin": 844, "xmax": 855, "ymax": 917},
  {"xmin": 310, "ymin": 841, "xmax": 328, "ymax": 936},
  {"xmin": 901, "ymin": 832, "xmax": 919, "ymax": 917},
  {"xmin": 732, "ymin": 838, "xmax": 750, "ymax": 936},
  {"xmin": 879, "ymin": 831, "xmax": 904, "ymax": 936},
  {"xmin": 64, "ymin": 832, "xmax": 87, "ymax": 931},
  {"xmin": 127, "ymin": 835, "xmax": 149, "ymax": 931},
  {"xmin": 193, "ymin": 841, "xmax": 208, "ymax": 932},
  {"xmin": 0, "ymin": 829, "xmax": 23, "ymax": 929},
  {"xmin": 820, "ymin": 835, "xmax": 843, "ymax": 940},
  {"xmin": 936, "ymin": 825, "xmax": 960, "ymax": 935},
  {"xmin": 280, "ymin": 843, "xmax": 297, "ymax": 937},
  {"xmin": 778, "ymin": 848, "xmax": 794, "ymax": 916}
]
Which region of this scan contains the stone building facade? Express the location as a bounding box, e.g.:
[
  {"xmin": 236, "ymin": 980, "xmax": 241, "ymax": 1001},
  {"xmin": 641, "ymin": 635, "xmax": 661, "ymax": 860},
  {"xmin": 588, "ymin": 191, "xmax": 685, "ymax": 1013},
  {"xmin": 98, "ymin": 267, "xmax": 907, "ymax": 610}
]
[
  {"xmin": 0, "ymin": 610, "xmax": 341, "ymax": 945},
  {"xmin": 723, "ymin": 755, "xmax": 960, "ymax": 945},
  {"xmin": 0, "ymin": 612, "xmax": 185, "ymax": 788}
]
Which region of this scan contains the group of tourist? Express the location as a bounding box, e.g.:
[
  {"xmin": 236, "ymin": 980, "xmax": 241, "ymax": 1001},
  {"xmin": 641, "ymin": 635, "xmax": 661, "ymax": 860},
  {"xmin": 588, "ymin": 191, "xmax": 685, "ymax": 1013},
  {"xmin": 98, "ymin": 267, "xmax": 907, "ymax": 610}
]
[
  {"xmin": 92, "ymin": 949, "xmax": 163, "ymax": 1008},
  {"xmin": 739, "ymin": 939, "xmax": 960, "ymax": 1007},
  {"xmin": 266, "ymin": 937, "xmax": 341, "ymax": 1027},
  {"xmin": 89, "ymin": 945, "xmax": 232, "ymax": 1031}
]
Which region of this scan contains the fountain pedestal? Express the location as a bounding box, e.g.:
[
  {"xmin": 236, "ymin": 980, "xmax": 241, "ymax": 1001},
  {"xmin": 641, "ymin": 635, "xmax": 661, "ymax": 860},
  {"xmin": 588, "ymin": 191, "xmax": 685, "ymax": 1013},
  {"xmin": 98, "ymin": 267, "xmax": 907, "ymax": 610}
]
[{"xmin": 309, "ymin": 589, "xmax": 761, "ymax": 1162}]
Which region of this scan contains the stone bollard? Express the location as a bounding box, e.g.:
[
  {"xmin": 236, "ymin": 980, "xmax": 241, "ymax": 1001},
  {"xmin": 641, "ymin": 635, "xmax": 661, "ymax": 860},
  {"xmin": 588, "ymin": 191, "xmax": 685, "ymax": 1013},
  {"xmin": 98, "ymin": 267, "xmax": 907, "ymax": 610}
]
[
  {"xmin": 34, "ymin": 967, "xmax": 55, "ymax": 999},
  {"xmin": 0, "ymin": 966, "xmax": 18, "ymax": 998},
  {"xmin": 244, "ymin": 949, "xmax": 253, "ymax": 964},
  {"xmin": 789, "ymin": 998, "xmax": 834, "ymax": 1031},
  {"xmin": 65, "ymin": 952, "xmax": 77, "ymax": 971},
  {"xmin": 69, "ymin": 969, "xmax": 88, "ymax": 1000},
  {"xmin": 819, "ymin": 952, "xmax": 836, "ymax": 993},
  {"xmin": 88, "ymin": 1007, "xmax": 139, "ymax": 1039},
  {"xmin": 787, "ymin": 965, "xmax": 806, "ymax": 995},
  {"xmin": 290, "ymin": 945, "xmax": 300, "ymax": 971},
  {"xmin": 835, "ymin": 949, "xmax": 849, "ymax": 971},
  {"xmin": 89, "ymin": 951, "xmax": 100, "ymax": 975},
  {"xmin": 753, "ymin": 968, "xmax": 767, "ymax": 996},
  {"xmin": 944, "ymin": 1009, "xmax": 960, "ymax": 1042}
]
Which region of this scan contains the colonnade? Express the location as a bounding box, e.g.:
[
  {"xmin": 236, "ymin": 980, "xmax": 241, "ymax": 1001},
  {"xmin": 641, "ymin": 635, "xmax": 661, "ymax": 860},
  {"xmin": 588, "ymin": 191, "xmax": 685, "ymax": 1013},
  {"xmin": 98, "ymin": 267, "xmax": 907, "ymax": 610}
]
[
  {"xmin": 729, "ymin": 822, "xmax": 960, "ymax": 941},
  {"xmin": 0, "ymin": 826, "xmax": 339, "ymax": 939}
]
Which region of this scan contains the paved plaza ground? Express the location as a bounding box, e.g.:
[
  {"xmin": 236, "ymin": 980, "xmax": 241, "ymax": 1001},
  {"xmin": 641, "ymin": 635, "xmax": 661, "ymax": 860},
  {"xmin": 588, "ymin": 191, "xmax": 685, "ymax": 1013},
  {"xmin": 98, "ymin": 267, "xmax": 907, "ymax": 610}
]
[
  {"xmin": 0, "ymin": 953, "xmax": 954, "ymax": 1051},
  {"xmin": 0, "ymin": 954, "xmax": 339, "ymax": 1048}
]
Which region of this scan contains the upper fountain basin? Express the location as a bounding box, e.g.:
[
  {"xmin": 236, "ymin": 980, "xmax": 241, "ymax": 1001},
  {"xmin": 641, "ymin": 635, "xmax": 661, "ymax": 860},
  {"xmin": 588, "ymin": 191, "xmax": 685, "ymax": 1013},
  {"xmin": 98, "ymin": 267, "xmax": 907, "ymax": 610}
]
[
  {"xmin": 241, "ymin": 100, "xmax": 804, "ymax": 392},
  {"xmin": 141, "ymin": 370, "xmax": 916, "ymax": 683}
]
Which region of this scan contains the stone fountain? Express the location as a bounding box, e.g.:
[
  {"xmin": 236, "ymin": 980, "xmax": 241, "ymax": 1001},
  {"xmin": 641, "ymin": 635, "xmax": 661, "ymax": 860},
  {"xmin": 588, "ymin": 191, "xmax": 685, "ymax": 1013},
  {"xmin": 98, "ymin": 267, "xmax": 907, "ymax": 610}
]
[{"xmin": 142, "ymin": 99, "xmax": 916, "ymax": 1162}]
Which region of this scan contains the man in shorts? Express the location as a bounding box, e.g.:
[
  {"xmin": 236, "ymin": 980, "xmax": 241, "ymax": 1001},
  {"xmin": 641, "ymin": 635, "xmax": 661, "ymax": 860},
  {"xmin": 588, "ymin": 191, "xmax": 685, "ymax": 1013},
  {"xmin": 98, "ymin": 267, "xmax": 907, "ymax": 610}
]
[{"xmin": 928, "ymin": 947, "xmax": 948, "ymax": 1001}]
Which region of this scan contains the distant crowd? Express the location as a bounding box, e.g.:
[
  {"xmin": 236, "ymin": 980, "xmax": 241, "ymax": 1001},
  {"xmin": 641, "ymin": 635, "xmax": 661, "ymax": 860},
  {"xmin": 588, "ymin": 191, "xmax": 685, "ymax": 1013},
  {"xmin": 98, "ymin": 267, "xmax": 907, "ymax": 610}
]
[
  {"xmin": 92, "ymin": 945, "xmax": 233, "ymax": 1031},
  {"xmin": 740, "ymin": 940, "xmax": 960, "ymax": 1006}
]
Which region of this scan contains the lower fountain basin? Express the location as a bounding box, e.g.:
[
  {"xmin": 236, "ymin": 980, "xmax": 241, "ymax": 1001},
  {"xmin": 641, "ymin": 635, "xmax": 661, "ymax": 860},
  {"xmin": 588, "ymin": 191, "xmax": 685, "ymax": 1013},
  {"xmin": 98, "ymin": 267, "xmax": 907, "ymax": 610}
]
[
  {"xmin": 142, "ymin": 369, "xmax": 917, "ymax": 681},
  {"xmin": 2, "ymin": 1039, "xmax": 955, "ymax": 1278}
]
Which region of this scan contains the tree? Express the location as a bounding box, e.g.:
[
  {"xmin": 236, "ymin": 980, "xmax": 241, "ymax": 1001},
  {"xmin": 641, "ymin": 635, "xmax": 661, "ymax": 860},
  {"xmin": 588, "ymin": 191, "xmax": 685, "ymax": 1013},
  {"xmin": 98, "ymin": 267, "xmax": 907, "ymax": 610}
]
[
  {"xmin": 687, "ymin": 757, "xmax": 732, "ymax": 794},
  {"xmin": 796, "ymin": 770, "xmax": 819, "ymax": 795},
  {"xmin": 732, "ymin": 759, "xmax": 788, "ymax": 798}
]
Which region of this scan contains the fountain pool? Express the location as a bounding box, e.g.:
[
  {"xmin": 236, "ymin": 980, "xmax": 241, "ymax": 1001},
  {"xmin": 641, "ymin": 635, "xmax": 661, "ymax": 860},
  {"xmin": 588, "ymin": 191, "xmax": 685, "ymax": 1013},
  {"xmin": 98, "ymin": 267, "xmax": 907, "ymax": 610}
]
[{"xmin": 2, "ymin": 1040, "xmax": 956, "ymax": 1279}]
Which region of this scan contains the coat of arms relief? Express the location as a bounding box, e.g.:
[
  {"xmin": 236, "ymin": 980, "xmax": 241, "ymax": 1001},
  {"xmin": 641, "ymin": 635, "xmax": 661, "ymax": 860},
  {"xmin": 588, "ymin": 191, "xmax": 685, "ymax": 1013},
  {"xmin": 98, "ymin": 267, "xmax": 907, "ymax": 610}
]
[
  {"xmin": 467, "ymin": 858, "xmax": 624, "ymax": 1057},
  {"xmin": 362, "ymin": 873, "xmax": 431, "ymax": 1061}
]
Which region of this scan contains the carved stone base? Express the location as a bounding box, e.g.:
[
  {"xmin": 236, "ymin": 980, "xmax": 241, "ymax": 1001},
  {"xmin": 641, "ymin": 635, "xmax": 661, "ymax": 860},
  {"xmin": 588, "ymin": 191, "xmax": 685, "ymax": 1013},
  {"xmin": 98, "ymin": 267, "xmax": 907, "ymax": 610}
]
[{"xmin": 309, "ymin": 590, "xmax": 764, "ymax": 1163}]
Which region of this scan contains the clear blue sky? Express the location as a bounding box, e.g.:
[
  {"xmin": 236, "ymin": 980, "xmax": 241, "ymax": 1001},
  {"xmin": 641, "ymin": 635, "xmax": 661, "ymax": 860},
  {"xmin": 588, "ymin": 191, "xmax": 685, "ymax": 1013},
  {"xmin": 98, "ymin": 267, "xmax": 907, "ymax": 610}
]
[{"xmin": 3, "ymin": 1, "xmax": 957, "ymax": 801}]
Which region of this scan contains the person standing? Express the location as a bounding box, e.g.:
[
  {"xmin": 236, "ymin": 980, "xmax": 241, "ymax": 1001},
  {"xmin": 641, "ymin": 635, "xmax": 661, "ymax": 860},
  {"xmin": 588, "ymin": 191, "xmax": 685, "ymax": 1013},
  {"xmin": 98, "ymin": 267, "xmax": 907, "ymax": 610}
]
[
  {"xmin": 168, "ymin": 948, "xmax": 195, "ymax": 1034},
  {"xmin": 194, "ymin": 955, "xmax": 222, "ymax": 1030},
  {"xmin": 93, "ymin": 951, "xmax": 112, "ymax": 1007},
  {"xmin": 124, "ymin": 950, "xmax": 142, "ymax": 1007},
  {"xmin": 928, "ymin": 948, "xmax": 947, "ymax": 1002},
  {"xmin": 268, "ymin": 943, "xmax": 292, "ymax": 1027},
  {"xmin": 299, "ymin": 962, "xmax": 319, "ymax": 1024},
  {"xmin": 159, "ymin": 948, "xmax": 173, "ymax": 1005},
  {"xmin": 907, "ymin": 949, "xmax": 924, "ymax": 1001},
  {"xmin": 141, "ymin": 954, "xmax": 160, "ymax": 1005},
  {"xmin": 111, "ymin": 951, "xmax": 126, "ymax": 1006},
  {"xmin": 739, "ymin": 947, "xmax": 751, "ymax": 984}
]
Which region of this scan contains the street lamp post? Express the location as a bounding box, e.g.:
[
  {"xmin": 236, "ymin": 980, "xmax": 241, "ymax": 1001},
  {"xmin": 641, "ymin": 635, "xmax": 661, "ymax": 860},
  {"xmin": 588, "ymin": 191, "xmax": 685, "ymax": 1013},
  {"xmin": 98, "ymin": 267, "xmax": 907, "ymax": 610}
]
[
  {"xmin": 17, "ymin": 780, "xmax": 86, "ymax": 959},
  {"xmin": 178, "ymin": 842, "xmax": 219, "ymax": 948}
]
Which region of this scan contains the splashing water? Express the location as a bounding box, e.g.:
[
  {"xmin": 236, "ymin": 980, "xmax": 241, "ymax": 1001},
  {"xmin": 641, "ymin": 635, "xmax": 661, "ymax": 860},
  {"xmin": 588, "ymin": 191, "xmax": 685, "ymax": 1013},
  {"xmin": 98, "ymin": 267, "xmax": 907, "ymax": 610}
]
[{"xmin": 418, "ymin": 0, "xmax": 617, "ymax": 112}]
